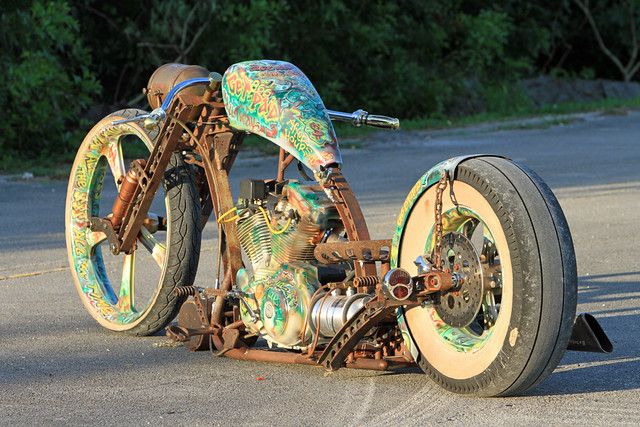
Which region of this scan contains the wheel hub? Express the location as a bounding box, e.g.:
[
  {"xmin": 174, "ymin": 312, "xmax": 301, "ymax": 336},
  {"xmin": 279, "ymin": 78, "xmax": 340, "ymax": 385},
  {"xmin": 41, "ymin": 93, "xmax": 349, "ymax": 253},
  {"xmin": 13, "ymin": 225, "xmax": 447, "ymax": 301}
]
[{"xmin": 434, "ymin": 232, "xmax": 484, "ymax": 327}]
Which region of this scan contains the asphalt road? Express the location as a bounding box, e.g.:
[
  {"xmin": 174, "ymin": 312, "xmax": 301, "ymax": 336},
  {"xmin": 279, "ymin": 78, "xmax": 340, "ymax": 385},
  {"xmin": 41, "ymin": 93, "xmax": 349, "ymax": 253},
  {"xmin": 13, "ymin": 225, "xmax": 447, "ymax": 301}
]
[{"xmin": 1, "ymin": 111, "xmax": 639, "ymax": 425}]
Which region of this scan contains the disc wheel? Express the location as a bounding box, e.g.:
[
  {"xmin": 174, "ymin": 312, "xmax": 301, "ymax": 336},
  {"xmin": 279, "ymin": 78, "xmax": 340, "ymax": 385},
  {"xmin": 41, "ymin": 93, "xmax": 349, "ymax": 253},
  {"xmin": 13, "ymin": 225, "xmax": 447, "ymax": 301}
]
[
  {"xmin": 65, "ymin": 109, "xmax": 201, "ymax": 335},
  {"xmin": 397, "ymin": 157, "xmax": 577, "ymax": 396}
]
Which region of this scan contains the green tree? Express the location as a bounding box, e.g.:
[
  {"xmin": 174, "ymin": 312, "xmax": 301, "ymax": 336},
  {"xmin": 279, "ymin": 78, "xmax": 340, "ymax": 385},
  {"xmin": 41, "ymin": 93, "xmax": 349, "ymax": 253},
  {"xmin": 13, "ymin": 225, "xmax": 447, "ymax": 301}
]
[
  {"xmin": 573, "ymin": 0, "xmax": 640, "ymax": 81},
  {"xmin": 3, "ymin": 0, "xmax": 639, "ymax": 171}
]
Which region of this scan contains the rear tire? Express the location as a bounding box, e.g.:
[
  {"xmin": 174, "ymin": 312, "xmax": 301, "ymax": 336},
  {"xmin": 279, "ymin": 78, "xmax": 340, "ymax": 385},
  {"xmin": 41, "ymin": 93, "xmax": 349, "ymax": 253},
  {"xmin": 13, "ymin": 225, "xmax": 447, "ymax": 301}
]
[{"xmin": 397, "ymin": 157, "xmax": 577, "ymax": 396}]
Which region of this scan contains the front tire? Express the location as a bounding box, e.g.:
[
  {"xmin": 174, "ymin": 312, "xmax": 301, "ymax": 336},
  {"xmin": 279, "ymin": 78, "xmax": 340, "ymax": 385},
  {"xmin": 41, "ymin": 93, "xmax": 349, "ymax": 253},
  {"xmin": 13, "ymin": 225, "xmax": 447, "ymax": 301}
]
[
  {"xmin": 397, "ymin": 157, "xmax": 577, "ymax": 396},
  {"xmin": 65, "ymin": 109, "xmax": 201, "ymax": 335}
]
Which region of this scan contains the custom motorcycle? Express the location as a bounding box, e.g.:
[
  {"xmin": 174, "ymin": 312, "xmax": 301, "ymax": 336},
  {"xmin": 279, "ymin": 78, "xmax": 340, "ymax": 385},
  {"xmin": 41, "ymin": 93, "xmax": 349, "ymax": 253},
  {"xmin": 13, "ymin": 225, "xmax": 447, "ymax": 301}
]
[{"xmin": 65, "ymin": 60, "xmax": 612, "ymax": 397}]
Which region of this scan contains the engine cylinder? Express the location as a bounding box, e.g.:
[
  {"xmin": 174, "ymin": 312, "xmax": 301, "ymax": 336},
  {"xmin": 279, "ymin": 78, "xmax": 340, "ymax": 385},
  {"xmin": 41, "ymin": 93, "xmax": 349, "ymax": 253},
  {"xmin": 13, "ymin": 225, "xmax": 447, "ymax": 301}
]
[
  {"xmin": 237, "ymin": 209, "xmax": 272, "ymax": 271},
  {"xmin": 271, "ymin": 217, "xmax": 320, "ymax": 265}
]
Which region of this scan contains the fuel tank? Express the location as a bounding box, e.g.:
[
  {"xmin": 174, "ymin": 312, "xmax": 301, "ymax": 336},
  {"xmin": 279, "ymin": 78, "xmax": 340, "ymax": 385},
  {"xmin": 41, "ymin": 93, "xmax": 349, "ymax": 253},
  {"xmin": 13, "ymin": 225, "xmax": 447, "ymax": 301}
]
[{"xmin": 222, "ymin": 60, "xmax": 342, "ymax": 171}]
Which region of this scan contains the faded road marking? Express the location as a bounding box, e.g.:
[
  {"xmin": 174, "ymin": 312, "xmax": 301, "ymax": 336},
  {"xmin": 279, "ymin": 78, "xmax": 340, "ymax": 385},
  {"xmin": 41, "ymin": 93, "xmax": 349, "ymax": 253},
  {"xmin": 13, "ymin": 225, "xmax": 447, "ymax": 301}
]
[{"xmin": 0, "ymin": 266, "xmax": 69, "ymax": 281}]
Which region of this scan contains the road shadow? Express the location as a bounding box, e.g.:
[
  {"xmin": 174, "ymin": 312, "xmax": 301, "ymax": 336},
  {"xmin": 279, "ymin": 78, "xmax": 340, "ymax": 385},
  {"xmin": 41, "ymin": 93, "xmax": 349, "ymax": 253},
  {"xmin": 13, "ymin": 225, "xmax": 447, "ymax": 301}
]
[
  {"xmin": 524, "ymin": 271, "xmax": 640, "ymax": 395},
  {"xmin": 577, "ymin": 271, "xmax": 640, "ymax": 302},
  {"xmin": 530, "ymin": 347, "xmax": 640, "ymax": 396}
]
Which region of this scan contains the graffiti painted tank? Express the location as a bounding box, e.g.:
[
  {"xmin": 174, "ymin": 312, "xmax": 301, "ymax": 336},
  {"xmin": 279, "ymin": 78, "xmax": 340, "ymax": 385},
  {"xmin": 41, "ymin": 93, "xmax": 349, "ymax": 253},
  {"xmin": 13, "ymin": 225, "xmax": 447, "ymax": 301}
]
[{"xmin": 222, "ymin": 60, "xmax": 341, "ymax": 171}]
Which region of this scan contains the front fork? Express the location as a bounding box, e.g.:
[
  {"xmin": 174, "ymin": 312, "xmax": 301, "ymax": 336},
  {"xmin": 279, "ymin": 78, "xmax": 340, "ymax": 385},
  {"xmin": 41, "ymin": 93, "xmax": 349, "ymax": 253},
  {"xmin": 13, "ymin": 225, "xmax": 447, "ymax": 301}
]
[{"xmin": 90, "ymin": 104, "xmax": 195, "ymax": 255}]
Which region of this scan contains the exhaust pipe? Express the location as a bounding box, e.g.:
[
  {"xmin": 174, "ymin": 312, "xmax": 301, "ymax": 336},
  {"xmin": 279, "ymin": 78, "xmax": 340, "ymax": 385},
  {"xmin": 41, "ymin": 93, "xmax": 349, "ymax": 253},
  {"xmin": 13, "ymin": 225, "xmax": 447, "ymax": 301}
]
[{"xmin": 567, "ymin": 313, "xmax": 613, "ymax": 353}]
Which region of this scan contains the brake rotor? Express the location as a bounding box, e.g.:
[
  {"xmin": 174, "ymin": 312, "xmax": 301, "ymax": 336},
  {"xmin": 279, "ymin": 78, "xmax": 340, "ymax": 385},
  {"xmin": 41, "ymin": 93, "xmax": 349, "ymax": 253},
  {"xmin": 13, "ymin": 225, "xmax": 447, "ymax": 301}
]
[{"xmin": 434, "ymin": 232, "xmax": 484, "ymax": 328}]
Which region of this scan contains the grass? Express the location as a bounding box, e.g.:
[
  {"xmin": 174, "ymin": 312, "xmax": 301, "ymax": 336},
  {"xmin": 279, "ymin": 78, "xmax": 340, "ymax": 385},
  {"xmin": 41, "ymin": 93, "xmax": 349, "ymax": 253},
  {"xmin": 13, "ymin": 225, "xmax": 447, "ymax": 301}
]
[
  {"xmin": 241, "ymin": 125, "xmax": 365, "ymax": 155},
  {"xmin": 0, "ymin": 133, "xmax": 154, "ymax": 180},
  {"xmin": 327, "ymin": 95, "xmax": 640, "ymax": 141},
  {"xmin": 401, "ymin": 96, "xmax": 640, "ymax": 131},
  {"xmin": 4, "ymin": 95, "xmax": 640, "ymax": 179},
  {"xmin": 241, "ymin": 134, "xmax": 280, "ymax": 155},
  {"xmin": 0, "ymin": 155, "xmax": 73, "ymax": 180},
  {"xmin": 493, "ymin": 117, "xmax": 580, "ymax": 132}
]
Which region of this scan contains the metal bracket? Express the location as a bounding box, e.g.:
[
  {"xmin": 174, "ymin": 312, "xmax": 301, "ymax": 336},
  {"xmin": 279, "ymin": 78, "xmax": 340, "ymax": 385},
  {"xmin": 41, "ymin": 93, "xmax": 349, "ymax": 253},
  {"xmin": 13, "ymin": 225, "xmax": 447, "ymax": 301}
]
[
  {"xmin": 317, "ymin": 303, "xmax": 392, "ymax": 371},
  {"xmin": 130, "ymin": 160, "xmax": 151, "ymax": 191},
  {"xmin": 314, "ymin": 239, "xmax": 392, "ymax": 264},
  {"xmin": 89, "ymin": 217, "xmax": 121, "ymax": 254},
  {"xmin": 440, "ymin": 154, "xmax": 509, "ymax": 182},
  {"xmin": 222, "ymin": 328, "xmax": 241, "ymax": 350}
]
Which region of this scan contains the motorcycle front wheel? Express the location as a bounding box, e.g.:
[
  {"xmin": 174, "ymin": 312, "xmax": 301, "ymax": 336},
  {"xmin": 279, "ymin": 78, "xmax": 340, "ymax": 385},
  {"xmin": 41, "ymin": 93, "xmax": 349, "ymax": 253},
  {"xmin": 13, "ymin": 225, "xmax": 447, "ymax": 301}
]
[
  {"xmin": 397, "ymin": 157, "xmax": 577, "ymax": 396},
  {"xmin": 65, "ymin": 109, "xmax": 201, "ymax": 335}
]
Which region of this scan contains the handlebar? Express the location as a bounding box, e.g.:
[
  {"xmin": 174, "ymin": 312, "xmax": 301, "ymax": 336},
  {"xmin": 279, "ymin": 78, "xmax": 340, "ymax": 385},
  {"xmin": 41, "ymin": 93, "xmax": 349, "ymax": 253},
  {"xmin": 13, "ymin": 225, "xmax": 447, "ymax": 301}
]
[
  {"xmin": 111, "ymin": 109, "xmax": 166, "ymax": 128},
  {"xmin": 111, "ymin": 77, "xmax": 400, "ymax": 131},
  {"xmin": 327, "ymin": 109, "xmax": 400, "ymax": 129}
]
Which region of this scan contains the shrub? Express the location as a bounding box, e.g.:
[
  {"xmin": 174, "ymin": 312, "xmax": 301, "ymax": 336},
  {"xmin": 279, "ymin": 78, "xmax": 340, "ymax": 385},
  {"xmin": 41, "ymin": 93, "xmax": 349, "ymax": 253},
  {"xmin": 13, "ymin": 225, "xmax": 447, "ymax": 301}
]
[{"xmin": 0, "ymin": 0, "xmax": 100, "ymax": 165}]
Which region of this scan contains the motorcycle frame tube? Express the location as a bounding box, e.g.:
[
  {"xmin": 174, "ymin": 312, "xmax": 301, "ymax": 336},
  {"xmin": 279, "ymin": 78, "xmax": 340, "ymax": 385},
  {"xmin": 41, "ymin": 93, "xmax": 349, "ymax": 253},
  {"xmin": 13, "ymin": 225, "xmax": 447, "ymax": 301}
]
[{"xmin": 223, "ymin": 347, "xmax": 389, "ymax": 371}]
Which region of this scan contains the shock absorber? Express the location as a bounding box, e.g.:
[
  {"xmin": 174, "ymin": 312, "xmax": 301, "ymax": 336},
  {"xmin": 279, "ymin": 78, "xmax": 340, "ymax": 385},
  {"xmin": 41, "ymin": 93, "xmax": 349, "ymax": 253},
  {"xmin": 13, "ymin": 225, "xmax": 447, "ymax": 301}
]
[{"xmin": 110, "ymin": 159, "xmax": 146, "ymax": 230}]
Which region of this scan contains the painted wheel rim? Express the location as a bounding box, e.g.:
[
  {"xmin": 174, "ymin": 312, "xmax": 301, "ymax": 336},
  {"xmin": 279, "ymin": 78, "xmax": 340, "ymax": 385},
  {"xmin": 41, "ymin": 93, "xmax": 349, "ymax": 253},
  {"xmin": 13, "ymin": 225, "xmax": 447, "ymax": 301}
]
[
  {"xmin": 66, "ymin": 119, "xmax": 168, "ymax": 329},
  {"xmin": 399, "ymin": 181, "xmax": 513, "ymax": 379}
]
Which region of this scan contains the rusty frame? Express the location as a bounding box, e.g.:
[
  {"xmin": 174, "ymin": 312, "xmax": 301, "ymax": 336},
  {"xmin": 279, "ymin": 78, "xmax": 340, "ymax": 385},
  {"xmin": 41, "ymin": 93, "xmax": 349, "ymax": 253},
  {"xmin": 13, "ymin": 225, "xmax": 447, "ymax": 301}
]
[{"xmin": 96, "ymin": 75, "xmax": 408, "ymax": 372}]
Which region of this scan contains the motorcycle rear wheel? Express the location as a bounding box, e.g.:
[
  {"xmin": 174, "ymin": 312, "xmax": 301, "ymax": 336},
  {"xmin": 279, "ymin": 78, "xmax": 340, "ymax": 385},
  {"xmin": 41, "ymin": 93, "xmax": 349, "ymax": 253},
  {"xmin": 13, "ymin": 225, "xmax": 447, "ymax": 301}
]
[
  {"xmin": 397, "ymin": 157, "xmax": 577, "ymax": 396},
  {"xmin": 65, "ymin": 109, "xmax": 201, "ymax": 335}
]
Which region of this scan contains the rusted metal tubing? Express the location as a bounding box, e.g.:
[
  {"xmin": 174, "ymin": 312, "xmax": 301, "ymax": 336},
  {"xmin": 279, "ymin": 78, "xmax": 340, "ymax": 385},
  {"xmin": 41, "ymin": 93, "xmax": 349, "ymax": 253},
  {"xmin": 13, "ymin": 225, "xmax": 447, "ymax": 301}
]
[
  {"xmin": 345, "ymin": 357, "xmax": 388, "ymax": 371},
  {"xmin": 382, "ymin": 356, "xmax": 414, "ymax": 365},
  {"xmin": 223, "ymin": 348, "xmax": 389, "ymax": 371},
  {"xmin": 224, "ymin": 348, "xmax": 317, "ymax": 366},
  {"xmin": 281, "ymin": 153, "xmax": 295, "ymax": 170},
  {"xmin": 276, "ymin": 149, "xmax": 295, "ymax": 181},
  {"xmin": 210, "ymin": 272, "xmax": 233, "ymax": 325},
  {"xmin": 380, "ymin": 261, "xmax": 390, "ymax": 276},
  {"xmin": 319, "ymin": 169, "xmax": 377, "ymax": 277},
  {"xmin": 277, "ymin": 148, "xmax": 286, "ymax": 181}
]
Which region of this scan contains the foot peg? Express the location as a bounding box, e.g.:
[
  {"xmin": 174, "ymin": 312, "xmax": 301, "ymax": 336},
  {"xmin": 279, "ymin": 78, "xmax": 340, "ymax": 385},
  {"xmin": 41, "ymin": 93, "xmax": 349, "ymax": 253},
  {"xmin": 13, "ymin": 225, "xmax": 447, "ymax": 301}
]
[{"xmin": 567, "ymin": 313, "xmax": 613, "ymax": 354}]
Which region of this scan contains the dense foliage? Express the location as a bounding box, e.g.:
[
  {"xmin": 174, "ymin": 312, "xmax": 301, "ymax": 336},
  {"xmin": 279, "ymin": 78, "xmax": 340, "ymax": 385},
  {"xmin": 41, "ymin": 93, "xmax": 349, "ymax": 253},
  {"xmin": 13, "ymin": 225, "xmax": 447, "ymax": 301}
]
[
  {"xmin": 0, "ymin": 1, "xmax": 99, "ymax": 163},
  {"xmin": 1, "ymin": 0, "xmax": 639, "ymax": 163}
]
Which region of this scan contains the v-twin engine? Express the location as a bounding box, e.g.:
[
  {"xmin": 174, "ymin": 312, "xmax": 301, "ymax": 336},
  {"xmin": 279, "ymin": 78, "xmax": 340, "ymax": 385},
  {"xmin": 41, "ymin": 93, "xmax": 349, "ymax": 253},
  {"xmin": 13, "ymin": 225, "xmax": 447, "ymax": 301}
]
[{"xmin": 234, "ymin": 180, "xmax": 369, "ymax": 349}]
